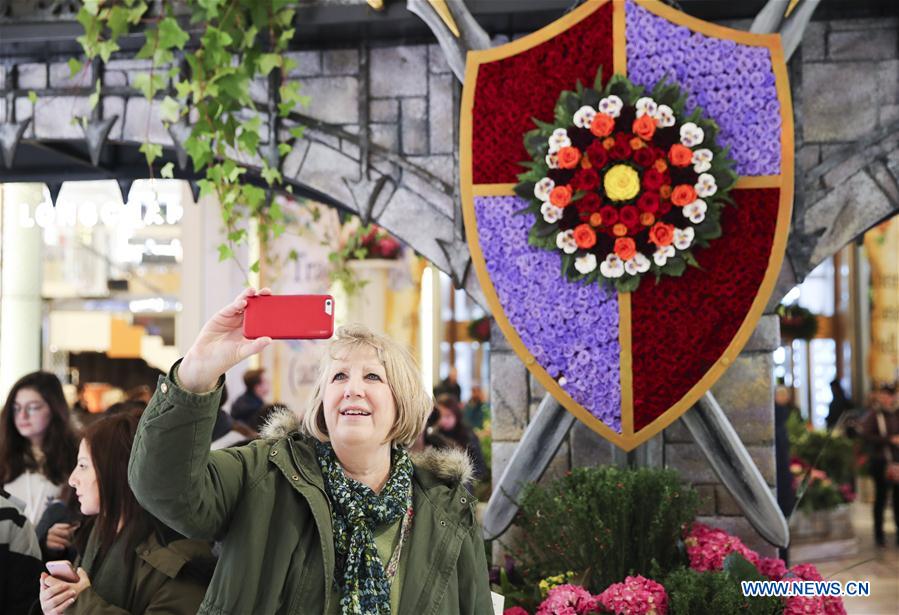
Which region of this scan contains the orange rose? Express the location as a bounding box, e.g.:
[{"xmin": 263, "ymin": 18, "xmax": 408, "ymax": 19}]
[
  {"xmin": 589, "ymin": 212, "xmax": 603, "ymax": 227},
  {"xmin": 649, "ymin": 222, "xmax": 675, "ymax": 247},
  {"xmin": 639, "ymin": 212, "xmax": 655, "ymax": 226},
  {"xmin": 612, "ymin": 223, "xmax": 628, "ymax": 237},
  {"xmin": 590, "ymin": 113, "xmax": 615, "ymax": 138},
  {"xmin": 671, "ymin": 184, "xmax": 697, "ymax": 206},
  {"xmin": 629, "ymin": 137, "xmax": 645, "ymax": 150},
  {"xmin": 603, "ymin": 137, "xmax": 616, "ymax": 150},
  {"xmin": 653, "ymin": 159, "xmax": 668, "ymax": 173},
  {"xmin": 614, "ymin": 237, "xmax": 637, "ymax": 260},
  {"xmin": 632, "ymin": 115, "xmax": 656, "ymax": 141},
  {"xmin": 668, "ymin": 144, "xmax": 693, "ymax": 167},
  {"xmin": 573, "ymin": 224, "xmax": 597, "ymax": 249},
  {"xmin": 549, "ymin": 185, "xmax": 573, "ymax": 207},
  {"xmin": 659, "ymin": 184, "xmax": 672, "ymax": 199},
  {"xmin": 557, "ymin": 146, "xmax": 581, "ymax": 170}
]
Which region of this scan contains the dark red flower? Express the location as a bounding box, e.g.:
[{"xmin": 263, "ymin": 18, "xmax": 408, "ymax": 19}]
[
  {"xmin": 658, "ymin": 199, "xmax": 673, "ymax": 215},
  {"xmin": 637, "ymin": 191, "xmax": 660, "ymax": 213},
  {"xmin": 633, "ymin": 146, "xmax": 657, "ymax": 168},
  {"xmin": 619, "ymin": 205, "xmax": 639, "ymax": 227},
  {"xmin": 576, "ymin": 192, "xmax": 603, "ymax": 215},
  {"xmin": 642, "ymin": 168, "xmax": 665, "ymax": 191},
  {"xmin": 599, "ymin": 205, "xmax": 619, "ymax": 225},
  {"xmin": 570, "ymin": 168, "xmax": 600, "ymax": 192},
  {"xmin": 610, "ymin": 143, "xmax": 632, "ymax": 160},
  {"xmin": 586, "ymin": 141, "xmax": 609, "ymax": 168}
]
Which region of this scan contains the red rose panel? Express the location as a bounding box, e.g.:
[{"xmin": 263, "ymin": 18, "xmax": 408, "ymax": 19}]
[
  {"xmin": 471, "ymin": 2, "xmax": 614, "ymax": 184},
  {"xmin": 631, "ymin": 188, "xmax": 780, "ymax": 431}
]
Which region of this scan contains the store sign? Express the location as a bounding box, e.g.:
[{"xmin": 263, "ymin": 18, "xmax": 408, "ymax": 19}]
[{"xmin": 865, "ymin": 219, "xmax": 899, "ymax": 385}]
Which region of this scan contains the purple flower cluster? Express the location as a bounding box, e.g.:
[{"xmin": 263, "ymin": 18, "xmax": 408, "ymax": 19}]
[
  {"xmin": 475, "ymin": 196, "xmax": 622, "ymax": 432},
  {"xmin": 626, "ymin": 0, "xmax": 782, "ymax": 176}
]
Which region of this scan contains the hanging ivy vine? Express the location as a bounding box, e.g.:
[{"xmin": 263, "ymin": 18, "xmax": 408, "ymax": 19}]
[{"xmin": 72, "ymin": 0, "xmax": 308, "ymax": 275}]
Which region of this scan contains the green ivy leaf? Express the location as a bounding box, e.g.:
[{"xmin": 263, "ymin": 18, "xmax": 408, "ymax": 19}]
[
  {"xmin": 217, "ymin": 243, "xmax": 233, "ymax": 262},
  {"xmin": 159, "ymin": 96, "xmax": 181, "ymax": 123},
  {"xmin": 160, "ymin": 162, "xmax": 175, "ymax": 179},
  {"xmin": 158, "ymin": 17, "xmax": 190, "ymax": 50},
  {"xmin": 68, "ymin": 58, "xmax": 83, "ymax": 77},
  {"xmin": 249, "ymin": 260, "xmax": 261, "ymax": 273},
  {"xmin": 88, "ymin": 79, "xmax": 102, "ymax": 111},
  {"xmin": 27, "ymin": 90, "xmax": 37, "ymax": 104},
  {"xmin": 139, "ymin": 142, "xmax": 163, "ymax": 166},
  {"xmin": 258, "ymin": 53, "xmax": 281, "ymax": 76},
  {"xmin": 261, "ymin": 164, "xmax": 282, "ymax": 185}
]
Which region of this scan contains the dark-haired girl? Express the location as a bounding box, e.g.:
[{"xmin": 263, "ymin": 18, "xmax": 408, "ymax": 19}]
[
  {"xmin": 0, "ymin": 372, "xmax": 78, "ymax": 525},
  {"xmin": 38, "ymin": 411, "xmax": 214, "ymax": 615}
]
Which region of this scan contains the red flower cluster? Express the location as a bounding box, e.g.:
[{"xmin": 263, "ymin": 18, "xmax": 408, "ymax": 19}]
[
  {"xmin": 472, "ymin": 4, "xmax": 613, "ymax": 183},
  {"xmin": 631, "ymin": 189, "xmax": 779, "ymax": 430}
]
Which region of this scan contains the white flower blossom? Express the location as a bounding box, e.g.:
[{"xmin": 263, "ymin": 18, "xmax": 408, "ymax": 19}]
[
  {"xmin": 574, "ymin": 253, "xmax": 598, "ymax": 274},
  {"xmin": 653, "ymin": 245, "xmax": 676, "ymax": 267},
  {"xmin": 673, "ymin": 227, "xmax": 695, "ymax": 250},
  {"xmin": 635, "ymin": 97, "xmax": 658, "ymax": 119},
  {"xmin": 598, "ymin": 95, "xmax": 623, "ymax": 118},
  {"xmin": 624, "ymin": 252, "xmax": 651, "ymax": 275},
  {"xmin": 548, "ymin": 128, "xmax": 571, "ymax": 154},
  {"xmin": 534, "ymin": 177, "xmax": 555, "ymax": 201},
  {"xmin": 692, "ymin": 148, "xmax": 713, "ymax": 173},
  {"xmin": 682, "ymin": 199, "xmax": 707, "ymax": 224},
  {"xmin": 654, "ymin": 104, "xmax": 676, "ymax": 127},
  {"xmin": 695, "ymin": 173, "xmax": 717, "ymax": 198},
  {"xmin": 680, "ymin": 122, "xmax": 704, "ymax": 147},
  {"xmin": 573, "ymin": 105, "xmax": 598, "ymax": 129},
  {"xmin": 556, "ymin": 230, "xmax": 578, "ymax": 254},
  {"xmin": 600, "ymin": 253, "xmax": 625, "ymax": 278},
  {"xmin": 541, "ymin": 202, "xmax": 564, "ymax": 224},
  {"xmin": 545, "ymin": 153, "xmax": 559, "ymax": 169}
]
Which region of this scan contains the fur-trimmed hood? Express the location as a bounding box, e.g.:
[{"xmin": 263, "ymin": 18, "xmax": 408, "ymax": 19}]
[{"xmin": 259, "ymin": 406, "xmax": 474, "ymax": 487}]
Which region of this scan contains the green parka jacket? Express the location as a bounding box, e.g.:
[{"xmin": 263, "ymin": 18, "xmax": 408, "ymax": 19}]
[
  {"xmin": 68, "ymin": 531, "xmax": 212, "ymax": 615},
  {"xmin": 127, "ymin": 366, "xmax": 493, "ymax": 615}
]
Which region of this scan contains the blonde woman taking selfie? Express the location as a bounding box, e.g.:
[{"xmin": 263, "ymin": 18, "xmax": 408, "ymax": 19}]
[{"xmin": 128, "ymin": 288, "xmax": 492, "ymax": 615}]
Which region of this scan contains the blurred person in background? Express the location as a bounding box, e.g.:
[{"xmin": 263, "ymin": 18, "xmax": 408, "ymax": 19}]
[
  {"xmin": 434, "ymin": 394, "xmax": 488, "ymax": 483},
  {"xmin": 462, "ymin": 384, "xmax": 488, "ymax": 432},
  {"xmin": 1, "ymin": 488, "xmax": 43, "ymax": 614},
  {"xmin": 230, "ymin": 368, "xmax": 269, "ymax": 429},
  {"xmin": 210, "ymin": 385, "xmax": 257, "ymax": 450},
  {"xmin": 433, "ymin": 367, "xmax": 462, "ymax": 402},
  {"xmin": 0, "ymin": 372, "xmax": 78, "ymax": 528},
  {"xmin": 38, "ymin": 410, "xmax": 214, "ymax": 614},
  {"xmin": 859, "ymin": 384, "xmax": 899, "ymax": 547}
]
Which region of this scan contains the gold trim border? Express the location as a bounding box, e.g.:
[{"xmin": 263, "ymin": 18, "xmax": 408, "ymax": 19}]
[
  {"xmin": 460, "ymin": 0, "xmax": 794, "ymax": 450},
  {"xmin": 618, "ymin": 291, "xmax": 634, "ymax": 437},
  {"xmin": 613, "ymin": 0, "xmax": 627, "ymax": 75}
]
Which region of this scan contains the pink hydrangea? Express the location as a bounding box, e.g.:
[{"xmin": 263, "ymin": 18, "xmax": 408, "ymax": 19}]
[
  {"xmin": 597, "ymin": 575, "xmax": 668, "ymax": 615},
  {"xmin": 782, "ymin": 563, "xmax": 847, "ymax": 615},
  {"xmin": 757, "ymin": 556, "xmax": 788, "ymax": 580},
  {"xmin": 684, "ymin": 522, "xmax": 761, "ymax": 572},
  {"xmin": 504, "ymin": 608, "xmax": 530, "ymax": 615},
  {"xmin": 536, "ymin": 584, "xmax": 600, "ymax": 615}
]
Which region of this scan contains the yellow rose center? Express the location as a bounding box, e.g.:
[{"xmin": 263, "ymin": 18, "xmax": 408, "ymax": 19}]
[{"xmin": 604, "ymin": 164, "xmax": 640, "ymax": 202}]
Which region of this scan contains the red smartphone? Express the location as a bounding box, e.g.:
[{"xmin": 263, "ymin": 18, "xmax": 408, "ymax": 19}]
[
  {"xmin": 243, "ymin": 294, "xmax": 335, "ymax": 340},
  {"xmin": 46, "ymin": 560, "xmax": 79, "ymax": 582}
]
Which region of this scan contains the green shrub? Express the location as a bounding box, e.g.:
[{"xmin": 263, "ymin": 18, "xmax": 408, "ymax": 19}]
[
  {"xmin": 509, "ymin": 466, "xmax": 698, "ymax": 592},
  {"xmin": 788, "ymin": 414, "xmax": 856, "ymax": 485},
  {"xmin": 662, "ymin": 557, "xmax": 783, "ymax": 615}
]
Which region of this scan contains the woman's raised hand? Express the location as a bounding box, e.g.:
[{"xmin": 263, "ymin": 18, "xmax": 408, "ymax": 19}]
[{"xmin": 177, "ymin": 288, "xmax": 273, "ymax": 393}]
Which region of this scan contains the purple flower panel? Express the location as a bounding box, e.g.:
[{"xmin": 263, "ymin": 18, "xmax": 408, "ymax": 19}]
[
  {"xmin": 626, "ymin": 0, "xmax": 782, "ymax": 176},
  {"xmin": 474, "ymin": 196, "xmax": 622, "ymax": 432}
]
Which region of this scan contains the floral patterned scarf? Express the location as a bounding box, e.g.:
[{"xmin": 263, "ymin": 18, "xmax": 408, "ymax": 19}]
[{"xmin": 315, "ymin": 441, "xmax": 413, "ymax": 615}]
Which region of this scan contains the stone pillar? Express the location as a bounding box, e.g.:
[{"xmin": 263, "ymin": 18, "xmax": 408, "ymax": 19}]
[{"xmin": 0, "ymin": 183, "xmax": 45, "ymax": 400}]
